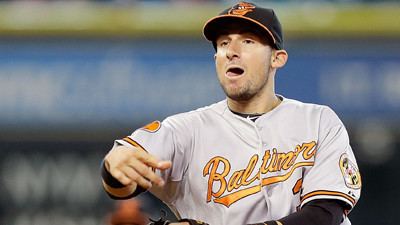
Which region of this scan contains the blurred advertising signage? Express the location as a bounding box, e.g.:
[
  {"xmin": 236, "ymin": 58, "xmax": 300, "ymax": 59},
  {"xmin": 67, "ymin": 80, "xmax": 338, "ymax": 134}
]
[
  {"xmin": 0, "ymin": 39, "xmax": 399, "ymax": 127},
  {"xmin": 0, "ymin": 143, "xmax": 111, "ymax": 225}
]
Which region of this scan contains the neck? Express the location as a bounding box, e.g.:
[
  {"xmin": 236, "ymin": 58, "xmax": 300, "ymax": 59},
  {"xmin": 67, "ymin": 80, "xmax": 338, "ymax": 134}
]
[
  {"xmin": 228, "ymin": 93, "xmax": 281, "ymax": 114},
  {"xmin": 227, "ymin": 75, "xmax": 280, "ymax": 114}
]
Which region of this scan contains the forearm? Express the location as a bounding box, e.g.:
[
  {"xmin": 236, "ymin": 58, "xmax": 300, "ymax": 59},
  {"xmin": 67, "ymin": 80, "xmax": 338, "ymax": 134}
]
[
  {"xmin": 279, "ymin": 200, "xmax": 344, "ymax": 225},
  {"xmin": 248, "ymin": 199, "xmax": 344, "ymax": 225}
]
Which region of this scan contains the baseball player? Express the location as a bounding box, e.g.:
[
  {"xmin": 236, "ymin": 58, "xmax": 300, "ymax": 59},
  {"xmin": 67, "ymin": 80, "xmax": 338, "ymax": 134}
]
[{"xmin": 101, "ymin": 2, "xmax": 361, "ymax": 225}]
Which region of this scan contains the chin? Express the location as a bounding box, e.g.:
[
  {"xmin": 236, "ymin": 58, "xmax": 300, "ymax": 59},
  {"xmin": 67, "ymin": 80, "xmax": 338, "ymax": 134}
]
[
  {"xmin": 226, "ymin": 90, "xmax": 255, "ymax": 101},
  {"xmin": 220, "ymin": 81, "xmax": 255, "ymax": 101},
  {"xmin": 228, "ymin": 94, "xmax": 254, "ymax": 102}
]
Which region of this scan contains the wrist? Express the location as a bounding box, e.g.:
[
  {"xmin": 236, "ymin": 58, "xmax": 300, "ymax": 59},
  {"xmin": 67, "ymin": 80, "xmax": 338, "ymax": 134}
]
[
  {"xmin": 101, "ymin": 160, "xmax": 126, "ymax": 188},
  {"xmin": 102, "ymin": 180, "xmax": 137, "ymax": 198}
]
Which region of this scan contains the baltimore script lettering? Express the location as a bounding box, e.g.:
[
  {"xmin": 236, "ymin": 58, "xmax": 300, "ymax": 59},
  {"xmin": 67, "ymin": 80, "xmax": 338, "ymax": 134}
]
[{"xmin": 203, "ymin": 141, "xmax": 317, "ymax": 207}]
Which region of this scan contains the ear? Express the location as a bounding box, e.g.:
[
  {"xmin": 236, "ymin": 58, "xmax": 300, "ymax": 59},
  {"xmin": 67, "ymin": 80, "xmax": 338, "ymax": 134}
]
[
  {"xmin": 214, "ymin": 53, "xmax": 217, "ymax": 60},
  {"xmin": 270, "ymin": 50, "xmax": 288, "ymax": 68}
]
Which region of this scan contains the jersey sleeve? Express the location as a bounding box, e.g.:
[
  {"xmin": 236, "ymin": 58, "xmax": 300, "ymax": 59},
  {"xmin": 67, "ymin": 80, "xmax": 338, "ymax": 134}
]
[
  {"xmin": 115, "ymin": 115, "xmax": 194, "ymax": 185},
  {"xmin": 301, "ymin": 106, "xmax": 362, "ymax": 211}
]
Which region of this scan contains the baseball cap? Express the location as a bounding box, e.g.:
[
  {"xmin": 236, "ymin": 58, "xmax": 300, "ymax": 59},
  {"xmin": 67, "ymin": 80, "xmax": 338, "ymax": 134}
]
[{"xmin": 203, "ymin": 1, "xmax": 284, "ymax": 50}]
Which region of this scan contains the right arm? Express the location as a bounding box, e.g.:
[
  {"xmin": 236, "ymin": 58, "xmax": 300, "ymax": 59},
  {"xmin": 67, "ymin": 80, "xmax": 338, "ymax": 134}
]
[
  {"xmin": 102, "ymin": 145, "xmax": 194, "ymax": 225},
  {"xmin": 101, "ymin": 145, "xmax": 172, "ymax": 199}
]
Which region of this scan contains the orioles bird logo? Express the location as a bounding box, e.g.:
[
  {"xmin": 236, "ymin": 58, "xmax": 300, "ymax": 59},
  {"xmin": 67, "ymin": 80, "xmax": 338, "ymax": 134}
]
[{"xmin": 228, "ymin": 2, "xmax": 256, "ymax": 16}]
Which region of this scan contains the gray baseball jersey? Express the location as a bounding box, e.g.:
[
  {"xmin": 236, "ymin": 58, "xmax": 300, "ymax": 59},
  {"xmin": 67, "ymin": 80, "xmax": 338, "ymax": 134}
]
[{"xmin": 115, "ymin": 96, "xmax": 361, "ymax": 225}]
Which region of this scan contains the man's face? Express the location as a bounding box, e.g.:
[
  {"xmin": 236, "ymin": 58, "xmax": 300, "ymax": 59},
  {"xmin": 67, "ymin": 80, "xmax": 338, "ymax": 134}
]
[{"xmin": 214, "ymin": 27, "xmax": 274, "ymax": 102}]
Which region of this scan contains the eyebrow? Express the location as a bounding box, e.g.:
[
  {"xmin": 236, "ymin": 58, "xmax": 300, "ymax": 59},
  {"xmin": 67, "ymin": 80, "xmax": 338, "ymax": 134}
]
[
  {"xmin": 218, "ymin": 29, "xmax": 257, "ymax": 36},
  {"xmin": 216, "ymin": 29, "xmax": 263, "ymax": 42}
]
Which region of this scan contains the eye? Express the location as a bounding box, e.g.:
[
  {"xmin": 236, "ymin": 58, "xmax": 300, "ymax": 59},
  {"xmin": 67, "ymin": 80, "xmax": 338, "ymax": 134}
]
[
  {"xmin": 219, "ymin": 40, "xmax": 229, "ymax": 47},
  {"xmin": 243, "ymin": 39, "xmax": 255, "ymax": 44}
]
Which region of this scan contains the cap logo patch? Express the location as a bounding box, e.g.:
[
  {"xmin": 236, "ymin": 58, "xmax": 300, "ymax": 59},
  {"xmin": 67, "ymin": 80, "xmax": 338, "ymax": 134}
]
[
  {"xmin": 228, "ymin": 2, "xmax": 255, "ymax": 16},
  {"xmin": 141, "ymin": 120, "xmax": 161, "ymax": 133},
  {"xmin": 339, "ymin": 153, "xmax": 362, "ymax": 190}
]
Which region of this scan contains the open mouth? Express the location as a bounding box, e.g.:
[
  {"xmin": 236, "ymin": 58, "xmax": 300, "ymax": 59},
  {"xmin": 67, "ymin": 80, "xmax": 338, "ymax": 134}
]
[{"xmin": 226, "ymin": 67, "xmax": 245, "ymax": 77}]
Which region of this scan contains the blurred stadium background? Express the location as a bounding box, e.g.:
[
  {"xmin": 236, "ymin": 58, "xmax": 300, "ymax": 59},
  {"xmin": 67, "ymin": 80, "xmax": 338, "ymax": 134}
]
[{"xmin": 0, "ymin": 0, "xmax": 399, "ymax": 224}]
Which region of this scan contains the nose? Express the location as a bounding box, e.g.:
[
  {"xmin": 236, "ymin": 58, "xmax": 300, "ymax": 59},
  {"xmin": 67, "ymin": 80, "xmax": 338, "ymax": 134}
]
[{"xmin": 226, "ymin": 41, "xmax": 240, "ymax": 60}]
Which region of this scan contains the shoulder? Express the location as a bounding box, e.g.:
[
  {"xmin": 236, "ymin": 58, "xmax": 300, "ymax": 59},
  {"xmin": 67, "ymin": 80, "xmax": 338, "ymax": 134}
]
[
  {"xmin": 282, "ymin": 96, "xmax": 336, "ymax": 115},
  {"xmin": 280, "ymin": 96, "xmax": 342, "ymax": 125},
  {"xmin": 163, "ymin": 100, "xmax": 227, "ymax": 128}
]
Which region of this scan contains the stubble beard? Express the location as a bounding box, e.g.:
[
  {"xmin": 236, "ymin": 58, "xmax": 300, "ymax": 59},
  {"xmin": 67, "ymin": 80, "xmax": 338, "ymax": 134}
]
[{"xmin": 220, "ymin": 73, "xmax": 269, "ymax": 102}]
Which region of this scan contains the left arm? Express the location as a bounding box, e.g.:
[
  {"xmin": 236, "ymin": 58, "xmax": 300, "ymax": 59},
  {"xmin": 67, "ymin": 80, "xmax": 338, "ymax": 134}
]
[
  {"xmin": 164, "ymin": 199, "xmax": 344, "ymax": 225},
  {"xmin": 248, "ymin": 199, "xmax": 345, "ymax": 225}
]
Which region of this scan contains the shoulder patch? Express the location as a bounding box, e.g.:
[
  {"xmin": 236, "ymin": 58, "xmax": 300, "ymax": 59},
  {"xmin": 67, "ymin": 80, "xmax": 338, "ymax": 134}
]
[
  {"xmin": 339, "ymin": 153, "xmax": 361, "ymax": 189},
  {"xmin": 141, "ymin": 120, "xmax": 161, "ymax": 133}
]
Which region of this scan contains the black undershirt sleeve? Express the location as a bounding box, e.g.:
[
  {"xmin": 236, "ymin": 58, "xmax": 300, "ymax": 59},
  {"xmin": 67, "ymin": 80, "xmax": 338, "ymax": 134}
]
[
  {"xmin": 279, "ymin": 199, "xmax": 345, "ymax": 225},
  {"xmin": 247, "ymin": 199, "xmax": 346, "ymax": 225}
]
